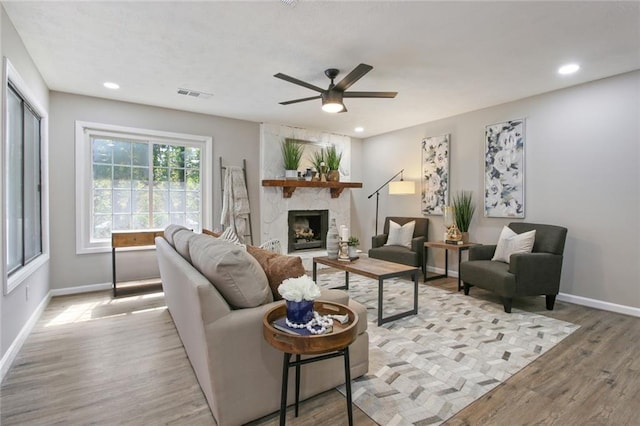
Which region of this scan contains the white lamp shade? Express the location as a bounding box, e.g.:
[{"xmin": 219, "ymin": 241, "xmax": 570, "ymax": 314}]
[{"xmin": 389, "ymin": 180, "xmax": 415, "ymax": 195}]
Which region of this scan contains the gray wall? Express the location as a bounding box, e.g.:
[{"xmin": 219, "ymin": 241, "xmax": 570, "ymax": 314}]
[
  {"xmin": 1, "ymin": 6, "xmax": 51, "ymax": 358},
  {"xmin": 49, "ymin": 92, "xmax": 260, "ymax": 289},
  {"xmin": 360, "ymin": 70, "xmax": 640, "ymax": 308}
]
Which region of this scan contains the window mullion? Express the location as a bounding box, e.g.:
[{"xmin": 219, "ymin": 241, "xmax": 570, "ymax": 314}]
[{"xmin": 148, "ymin": 142, "xmax": 154, "ymax": 227}]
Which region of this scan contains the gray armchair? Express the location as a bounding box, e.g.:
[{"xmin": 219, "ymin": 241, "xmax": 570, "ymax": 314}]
[
  {"xmin": 368, "ymin": 217, "xmax": 428, "ymax": 276},
  {"xmin": 459, "ymin": 222, "xmax": 567, "ymax": 313}
]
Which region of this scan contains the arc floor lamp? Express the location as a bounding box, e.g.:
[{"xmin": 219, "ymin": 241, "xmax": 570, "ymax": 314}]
[{"xmin": 367, "ymin": 169, "xmax": 416, "ymax": 235}]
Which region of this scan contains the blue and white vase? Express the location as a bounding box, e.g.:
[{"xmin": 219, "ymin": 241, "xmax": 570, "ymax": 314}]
[{"xmin": 286, "ymin": 299, "xmax": 314, "ymax": 325}]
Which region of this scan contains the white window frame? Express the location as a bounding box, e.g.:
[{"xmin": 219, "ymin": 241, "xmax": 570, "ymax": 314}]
[
  {"xmin": 75, "ymin": 121, "xmax": 212, "ymax": 254},
  {"xmin": 2, "ymin": 57, "xmax": 50, "ymax": 295}
]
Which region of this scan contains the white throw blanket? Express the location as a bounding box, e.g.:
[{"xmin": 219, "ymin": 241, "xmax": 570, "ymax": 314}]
[{"xmin": 220, "ymin": 166, "xmax": 250, "ymax": 243}]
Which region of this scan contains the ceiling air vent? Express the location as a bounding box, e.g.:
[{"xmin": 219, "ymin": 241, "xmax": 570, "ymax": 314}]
[{"xmin": 177, "ymin": 88, "xmax": 213, "ymax": 99}]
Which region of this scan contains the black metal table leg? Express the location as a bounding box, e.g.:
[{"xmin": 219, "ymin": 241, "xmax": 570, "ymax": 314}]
[
  {"xmin": 295, "ymin": 354, "xmax": 301, "ymax": 417},
  {"xmin": 343, "ymin": 347, "xmax": 353, "ymax": 426},
  {"xmin": 457, "ymin": 249, "xmax": 462, "ymax": 291},
  {"xmin": 444, "ymin": 249, "xmax": 449, "ymax": 278},
  {"xmin": 378, "ymin": 277, "xmax": 384, "ymax": 325},
  {"xmin": 280, "ymin": 353, "xmax": 291, "ymax": 426},
  {"xmin": 345, "ymin": 271, "xmax": 349, "ymax": 290},
  {"xmin": 312, "ymin": 261, "xmax": 317, "ymax": 281}
]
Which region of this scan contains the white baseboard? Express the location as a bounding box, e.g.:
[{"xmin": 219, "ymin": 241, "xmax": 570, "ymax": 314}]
[
  {"xmin": 557, "ymin": 292, "xmax": 640, "ymax": 318},
  {"xmin": 49, "ymin": 282, "xmax": 111, "ymax": 296},
  {"xmin": 425, "ymin": 265, "xmax": 458, "ymax": 278},
  {"xmin": 0, "ymin": 291, "xmax": 51, "ymax": 381},
  {"xmin": 425, "ymin": 267, "xmax": 639, "ymax": 318}
]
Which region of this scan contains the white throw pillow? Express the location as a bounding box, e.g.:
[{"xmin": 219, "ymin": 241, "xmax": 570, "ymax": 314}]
[
  {"xmin": 385, "ymin": 220, "xmax": 415, "ymax": 248},
  {"xmin": 492, "ymin": 226, "xmax": 536, "ymax": 263}
]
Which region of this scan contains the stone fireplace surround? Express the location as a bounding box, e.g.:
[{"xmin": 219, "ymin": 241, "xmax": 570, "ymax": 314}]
[{"xmin": 260, "ymin": 123, "xmax": 352, "ymax": 265}]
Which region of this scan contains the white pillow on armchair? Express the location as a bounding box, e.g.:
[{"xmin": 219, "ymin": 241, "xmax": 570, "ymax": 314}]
[
  {"xmin": 384, "ymin": 220, "xmax": 415, "ymax": 248},
  {"xmin": 492, "ymin": 226, "xmax": 536, "ymax": 263}
]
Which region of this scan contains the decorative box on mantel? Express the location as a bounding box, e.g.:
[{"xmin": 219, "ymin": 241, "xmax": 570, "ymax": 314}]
[{"xmin": 261, "ymin": 180, "xmax": 363, "ymax": 198}]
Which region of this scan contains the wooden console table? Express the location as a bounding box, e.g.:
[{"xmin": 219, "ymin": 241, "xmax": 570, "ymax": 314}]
[
  {"xmin": 111, "ymin": 229, "xmax": 164, "ymax": 297},
  {"xmin": 423, "ymin": 241, "xmax": 478, "ymax": 291},
  {"xmin": 262, "ymin": 180, "xmax": 362, "ymax": 198}
]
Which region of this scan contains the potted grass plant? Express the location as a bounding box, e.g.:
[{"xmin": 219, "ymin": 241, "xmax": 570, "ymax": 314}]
[
  {"xmin": 282, "ymin": 139, "xmax": 304, "ymax": 180},
  {"xmin": 324, "ymin": 145, "xmax": 343, "ymax": 182},
  {"xmin": 309, "ymin": 149, "xmax": 325, "ymax": 181},
  {"xmin": 453, "ymin": 190, "xmax": 476, "ymax": 243}
]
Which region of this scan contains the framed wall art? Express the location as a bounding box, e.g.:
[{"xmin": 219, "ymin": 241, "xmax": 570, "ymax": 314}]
[
  {"xmin": 421, "ymin": 134, "xmax": 449, "ymax": 215},
  {"xmin": 484, "ymin": 119, "xmax": 525, "ymax": 218}
]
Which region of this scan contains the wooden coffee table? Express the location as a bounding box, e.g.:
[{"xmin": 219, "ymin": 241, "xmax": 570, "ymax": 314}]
[
  {"xmin": 312, "ymin": 256, "xmax": 419, "ymax": 326},
  {"xmin": 263, "ymin": 301, "xmax": 359, "ymax": 426}
]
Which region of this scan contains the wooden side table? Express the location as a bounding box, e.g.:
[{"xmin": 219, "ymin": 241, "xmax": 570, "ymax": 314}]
[
  {"xmin": 423, "ymin": 241, "xmax": 478, "ymax": 291},
  {"xmin": 263, "ymin": 301, "xmax": 359, "ymax": 426},
  {"xmin": 111, "ymin": 229, "xmax": 164, "ymax": 297}
]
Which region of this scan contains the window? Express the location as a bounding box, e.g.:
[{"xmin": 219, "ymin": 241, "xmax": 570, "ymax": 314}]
[
  {"xmin": 76, "ymin": 122, "xmax": 212, "ymax": 253},
  {"xmin": 3, "ymin": 58, "xmax": 49, "ymax": 294},
  {"xmin": 6, "ymin": 85, "xmax": 42, "ymax": 274}
]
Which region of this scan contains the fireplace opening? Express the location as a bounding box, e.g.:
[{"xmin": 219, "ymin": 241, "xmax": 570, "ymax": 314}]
[{"xmin": 287, "ymin": 210, "xmax": 329, "ymax": 253}]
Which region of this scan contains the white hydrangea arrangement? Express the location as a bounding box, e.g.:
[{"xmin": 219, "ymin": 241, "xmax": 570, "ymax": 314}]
[{"xmin": 277, "ymin": 275, "xmax": 321, "ymax": 302}]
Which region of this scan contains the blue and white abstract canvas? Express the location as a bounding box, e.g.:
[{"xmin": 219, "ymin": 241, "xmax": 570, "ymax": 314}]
[
  {"xmin": 484, "ymin": 119, "xmax": 525, "ymax": 218},
  {"xmin": 421, "ymin": 134, "xmax": 449, "ymax": 215}
]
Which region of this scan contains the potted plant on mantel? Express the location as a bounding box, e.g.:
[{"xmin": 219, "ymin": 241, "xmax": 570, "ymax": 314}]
[
  {"xmin": 324, "ymin": 145, "xmax": 343, "ymax": 182},
  {"xmin": 453, "ymin": 190, "xmax": 476, "ymax": 243},
  {"xmin": 282, "ymin": 139, "xmax": 304, "ymax": 180},
  {"xmin": 309, "ymin": 149, "xmax": 325, "ymax": 181}
]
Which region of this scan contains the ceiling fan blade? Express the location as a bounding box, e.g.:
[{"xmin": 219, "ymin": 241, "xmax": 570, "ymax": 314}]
[
  {"xmin": 274, "ymin": 73, "xmax": 325, "ymax": 93},
  {"xmin": 343, "ymin": 91, "xmax": 397, "ymax": 98},
  {"xmin": 333, "ymin": 63, "xmax": 373, "ymax": 92},
  {"xmin": 279, "ymin": 95, "xmax": 322, "ymax": 105}
]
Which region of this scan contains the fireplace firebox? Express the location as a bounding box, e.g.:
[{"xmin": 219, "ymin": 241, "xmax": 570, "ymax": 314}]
[{"xmin": 287, "ymin": 210, "xmax": 329, "ymax": 253}]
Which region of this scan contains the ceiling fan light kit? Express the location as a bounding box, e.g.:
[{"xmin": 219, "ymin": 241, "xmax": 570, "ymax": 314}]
[
  {"xmin": 321, "ymin": 91, "xmax": 345, "ymax": 113},
  {"xmin": 275, "ymin": 63, "xmax": 397, "ymax": 113}
]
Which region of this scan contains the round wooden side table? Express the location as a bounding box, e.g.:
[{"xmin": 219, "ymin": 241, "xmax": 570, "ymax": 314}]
[{"xmin": 263, "ymin": 300, "xmax": 359, "ymax": 426}]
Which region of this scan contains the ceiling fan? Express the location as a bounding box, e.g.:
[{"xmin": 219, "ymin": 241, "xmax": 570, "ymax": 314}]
[{"xmin": 274, "ymin": 63, "xmax": 397, "ymax": 113}]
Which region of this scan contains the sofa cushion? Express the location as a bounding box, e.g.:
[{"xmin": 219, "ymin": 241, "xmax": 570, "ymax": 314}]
[
  {"xmin": 189, "ymin": 234, "xmax": 272, "ymax": 308},
  {"xmin": 164, "ymin": 224, "xmax": 189, "ymax": 247},
  {"xmin": 173, "ymin": 229, "xmax": 194, "ymax": 263},
  {"xmin": 246, "ymin": 245, "xmax": 306, "ymax": 300}
]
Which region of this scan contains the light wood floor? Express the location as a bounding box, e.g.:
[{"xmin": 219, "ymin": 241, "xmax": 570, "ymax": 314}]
[{"xmin": 1, "ymin": 277, "xmax": 639, "ymax": 425}]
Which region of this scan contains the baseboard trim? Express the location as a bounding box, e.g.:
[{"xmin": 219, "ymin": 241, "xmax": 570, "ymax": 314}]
[
  {"xmin": 49, "ymin": 282, "xmax": 112, "ymax": 296},
  {"xmin": 557, "ymin": 292, "xmax": 640, "ymax": 318},
  {"xmin": 425, "ymin": 267, "xmax": 639, "ymax": 317},
  {"xmin": 0, "ymin": 291, "xmax": 52, "ymax": 381},
  {"xmin": 425, "ymin": 265, "xmax": 459, "ymax": 278}
]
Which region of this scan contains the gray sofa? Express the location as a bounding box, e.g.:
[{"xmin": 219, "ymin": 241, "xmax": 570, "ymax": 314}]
[{"xmin": 156, "ymin": 228, "xmax": 369, "ymax": 425}]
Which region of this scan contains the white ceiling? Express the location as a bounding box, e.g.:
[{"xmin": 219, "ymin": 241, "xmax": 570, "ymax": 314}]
[{"xmin": 3, "ymin": 1, "xmax": 639, "ymax": 138}]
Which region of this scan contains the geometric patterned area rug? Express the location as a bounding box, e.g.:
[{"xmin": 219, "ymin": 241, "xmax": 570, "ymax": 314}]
[{"xmin": 315, "ymin": 272, "xmax": 579, "ymax": 426}]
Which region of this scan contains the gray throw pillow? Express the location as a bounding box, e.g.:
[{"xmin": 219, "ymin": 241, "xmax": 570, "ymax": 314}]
[
  {"xmin": 173, "ymin": 229, "xmax": 194, "ymax": 263},
  {"xmin": 189, "ymin": 234, "xmax": 272, "ymax": 308},
  {"xmin": 164, "ymin": 224, "xmax": 189, "ymax": 247}
]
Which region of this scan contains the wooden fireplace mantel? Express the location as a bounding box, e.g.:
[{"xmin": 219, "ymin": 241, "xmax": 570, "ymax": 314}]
[{"xmin": 261, "ymin": 179, "xmax": 363, "ymax": 198}]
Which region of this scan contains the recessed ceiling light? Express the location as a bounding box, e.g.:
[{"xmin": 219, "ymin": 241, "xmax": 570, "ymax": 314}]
[
  {"xmin": 103, "ymin": 81, "xmax": 120, "ymax": 90},
  {"xmin": 558, "ymin": 64, "xmax": 580, "ymax": 75},
  {"xmin": 354, "ymin": 127, "xmax": 364, "ymax": 133}
]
